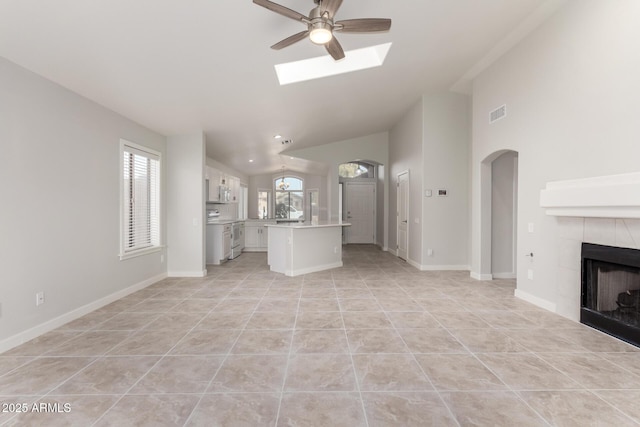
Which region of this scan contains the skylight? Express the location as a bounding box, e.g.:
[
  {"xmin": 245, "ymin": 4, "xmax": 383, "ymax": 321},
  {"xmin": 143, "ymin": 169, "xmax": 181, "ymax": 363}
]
[{"xmin": 274, "ymin": 43, "xmax": 392, "ymax": 85}]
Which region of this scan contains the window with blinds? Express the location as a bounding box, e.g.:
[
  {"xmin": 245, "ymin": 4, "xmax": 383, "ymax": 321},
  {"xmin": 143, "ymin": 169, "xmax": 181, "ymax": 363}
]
[{"xmin": 120, "ymin": 140, "xmax": 161, "ymax": 259}]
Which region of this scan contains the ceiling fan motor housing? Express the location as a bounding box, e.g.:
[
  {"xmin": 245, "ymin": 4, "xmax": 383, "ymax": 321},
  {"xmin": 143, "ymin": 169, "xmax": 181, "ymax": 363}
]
[{"xmin": 308, "ymin": 6, "xmax": 333, "ymax": 45}]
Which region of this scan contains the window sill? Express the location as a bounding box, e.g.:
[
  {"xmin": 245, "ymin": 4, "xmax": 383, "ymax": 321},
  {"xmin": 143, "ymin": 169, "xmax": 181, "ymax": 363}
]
[{"xmin": 119, "ymin": 246, "xmax": 164, "ymax": 261}]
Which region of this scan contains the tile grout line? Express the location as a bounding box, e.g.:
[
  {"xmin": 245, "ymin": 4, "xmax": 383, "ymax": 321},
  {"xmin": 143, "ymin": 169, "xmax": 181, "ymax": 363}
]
[
  {"xmin": 383, "ymin": 295, "xmax": 462, "ymax": 427},
  {"xmin": 180, "ymin": 272, "xmax": 278, "ymax": 426},
  {"xmin": 89, "ymin": 271, "xmax": 265, "ymax": 426},
  {"xmin": 338, "ymin": 271, "xmax": 371, "ymax": 427},
  {"xmin": 273, "ymin": 275, "xmax": 305, "ymax": 427}
]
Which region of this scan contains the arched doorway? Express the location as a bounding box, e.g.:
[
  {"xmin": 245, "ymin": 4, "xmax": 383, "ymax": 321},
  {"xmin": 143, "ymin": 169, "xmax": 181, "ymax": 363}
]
[{"xmin": 479, "ymin": 150, "xmax": 519, "ymax": 280}]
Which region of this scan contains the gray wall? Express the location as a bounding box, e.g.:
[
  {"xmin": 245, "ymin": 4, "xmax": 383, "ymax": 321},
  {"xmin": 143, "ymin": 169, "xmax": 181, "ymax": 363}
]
[
  {"xmin": 0, "ymin": 57, "xmax": 166, "ymax": 348},
  {"xmin": 491, "ymin": 151, "xmax": 518, "ymax": 277},
  {"xmin": 389, "ymin": 101, "xmax": 423, "ymax": 264},
  {"xmin": 422, "ymin": 93, "xmax": 470, "ymax": 268},
  {"xmin": 167, "ymin": 133, "xmax": 206, "ymax": 276},
  {"xmin": 286, "ymin": 132, "xmax": 389, "ymax": 248},
  {"xmin": 470, "ymin": 0, "xmax": 640, "ymax": 314},
  {"xmin": 389, "ymin": 93, "xmax": 470, "ymax": 269}
]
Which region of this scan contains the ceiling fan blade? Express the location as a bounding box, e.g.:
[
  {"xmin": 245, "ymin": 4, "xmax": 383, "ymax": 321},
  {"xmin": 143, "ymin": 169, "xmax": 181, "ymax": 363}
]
[
  {"xmin": 325, "ymin": 37, "xmax": 345, "ymax": 61},
  {"xmin": 271, "ymin": 30, "xmax": 309, "ymax": 50},
  {"xmin": 320, "ymin": 0, "xmax": 343, "ymax": 18},
  {"xmin": 335, "ymin": 18, "xmax": 392, "ymax": 33},
  {"xmin": 253, "ymin": 0, "xmax": 308, "ymax": 23}
]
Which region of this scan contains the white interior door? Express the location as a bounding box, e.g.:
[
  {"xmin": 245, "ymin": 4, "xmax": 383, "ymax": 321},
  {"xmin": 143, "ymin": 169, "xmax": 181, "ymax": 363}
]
[
  {"xmin": 397, "ymin": 172, "xmax": 409, "ymax": 260},
  {"xmin": 345, "ymin": 182, "xmax": 375, "ymax": 244}
]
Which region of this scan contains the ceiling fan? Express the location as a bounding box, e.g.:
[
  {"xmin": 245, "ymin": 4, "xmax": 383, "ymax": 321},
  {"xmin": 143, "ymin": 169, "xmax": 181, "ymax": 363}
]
[{"xmin": 253, "ymin": 0, "xmax": 391, "ymax": 61}]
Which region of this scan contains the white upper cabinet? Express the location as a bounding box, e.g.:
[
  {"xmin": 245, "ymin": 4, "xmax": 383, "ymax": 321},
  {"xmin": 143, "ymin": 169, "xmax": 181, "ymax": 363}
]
[{"xmin": 206, "ymin": 165, "xmax": 241, "ymax": 204}]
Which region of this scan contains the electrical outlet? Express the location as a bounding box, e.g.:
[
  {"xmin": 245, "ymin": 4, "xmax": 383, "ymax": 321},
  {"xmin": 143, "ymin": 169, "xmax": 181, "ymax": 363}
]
[
  {"xmin": 36, "ymin": 292, "xmax": 45, "ymax": 306},
  {"xmin": 427, "ymin": 248, "xmax": 434, "ymax": 256},
  {"xmin": 527, "ymin": 269, "xmax": 534, "ymax": 280},
  {"xmin": 334, "ymin": 246, "xmax": 338, "ymax": 254}
]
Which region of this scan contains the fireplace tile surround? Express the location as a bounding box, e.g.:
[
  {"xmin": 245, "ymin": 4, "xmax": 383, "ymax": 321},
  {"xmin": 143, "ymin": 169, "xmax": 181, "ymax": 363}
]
[{"xmin": 555, "ymin": 217, "xmax": 640, "ymax": 321}]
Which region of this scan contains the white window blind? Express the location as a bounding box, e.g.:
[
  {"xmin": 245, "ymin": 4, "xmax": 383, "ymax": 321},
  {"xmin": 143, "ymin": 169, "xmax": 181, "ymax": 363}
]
[{"xmin": 121, "ymin": 141, "xmax": 160, "ymax": 258}]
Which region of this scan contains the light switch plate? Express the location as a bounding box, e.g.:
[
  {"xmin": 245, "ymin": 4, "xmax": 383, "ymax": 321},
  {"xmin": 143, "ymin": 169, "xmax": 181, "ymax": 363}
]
[
  {"xmin": 528, "ymin": 223, "xmax": 534, "ymax": 233},
  {"xmin": 425, "ymin": 190, "xmax": 432, "ymax": 197}
]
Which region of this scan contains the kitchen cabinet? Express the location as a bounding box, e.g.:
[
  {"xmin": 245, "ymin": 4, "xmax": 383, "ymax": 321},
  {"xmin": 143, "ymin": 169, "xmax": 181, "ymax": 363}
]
[
  {"xmin": 244, "ymin": 220, "xmax": 274, "ymax": 252},
  {"xmin": 206, "ymin": 223, "xmax": 231, "ymax": 264},
  {"xmin": 229, "ymin": 176, "xmax": 240, "ymax": 202},
  {"xmin": 207, "ymin": 167, "xmax": 221, "ymax": 202}
]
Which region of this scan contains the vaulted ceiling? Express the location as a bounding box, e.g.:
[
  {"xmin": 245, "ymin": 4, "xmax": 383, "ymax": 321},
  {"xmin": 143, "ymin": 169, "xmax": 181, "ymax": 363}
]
[{"xmin": 0, "ymin": 0, "xmax": 559, "ymax": 175}]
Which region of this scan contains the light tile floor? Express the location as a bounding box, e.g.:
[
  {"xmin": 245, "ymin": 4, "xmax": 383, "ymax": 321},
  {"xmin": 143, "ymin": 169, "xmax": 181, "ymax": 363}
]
[{"xmin": 2, "ymin": 245, "xmax": 640, "ymax": 426}]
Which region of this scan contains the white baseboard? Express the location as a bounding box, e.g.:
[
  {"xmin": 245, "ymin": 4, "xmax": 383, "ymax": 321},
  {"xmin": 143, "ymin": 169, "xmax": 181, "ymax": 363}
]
[
  {"xmin": 419, "ymin": 264, "xmax": 470, "ymax": 271},
  {"xmin": 167, "ymin": 270, "xmax": 207, "ymax": 278},
  {"xmin": 492, "ymin": 272, "xmax": 517, "ymax": 279},
  {"xmin": 388, "ymin": 248, "xmax": 398, "ymax": 256},
  {"xmin": 0, "ymin": 272, "xmax": 167, "ymax": 354},
  {"xmin": 514, "ymin": 289, "xmax": 557, "ymax": 312},
  {"xmin": 470, "ymin": 271, "xmax": 493, "ymax": 280},
  {"xmin": 279, "ymin": 261, "xmax": 343, "ymax": 277},
  {"xmin": 406, "ymin": 258, "xmax": 421, "ymax": 270}
]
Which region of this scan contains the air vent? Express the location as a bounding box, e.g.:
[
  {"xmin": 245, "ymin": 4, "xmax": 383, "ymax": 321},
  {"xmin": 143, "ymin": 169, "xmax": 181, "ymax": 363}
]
[
  {"xmin": 489, "ymin": 104, "xmax": 507, "ymax": 124},
  {"xmin": 281, "ymin": 139, "xmax": 293, "ymax": 145}
]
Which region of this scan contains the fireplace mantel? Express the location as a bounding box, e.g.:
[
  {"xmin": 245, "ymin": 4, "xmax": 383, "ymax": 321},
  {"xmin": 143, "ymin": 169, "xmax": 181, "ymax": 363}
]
[{"xmin": 540, "ymin": 172, "xmax": 640, "ymax": 218}]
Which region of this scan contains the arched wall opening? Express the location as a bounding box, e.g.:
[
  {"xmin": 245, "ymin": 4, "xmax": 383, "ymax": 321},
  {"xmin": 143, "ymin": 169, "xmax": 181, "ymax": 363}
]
[{"xmin": 479, "ymin": 149, "xmax": 519, "ymax": 280}]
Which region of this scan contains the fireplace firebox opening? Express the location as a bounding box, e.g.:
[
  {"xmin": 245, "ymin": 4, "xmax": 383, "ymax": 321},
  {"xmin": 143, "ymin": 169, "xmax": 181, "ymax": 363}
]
[{"xmin": 581, "ymin": 243, "xmax": 640, "ymax": 347}]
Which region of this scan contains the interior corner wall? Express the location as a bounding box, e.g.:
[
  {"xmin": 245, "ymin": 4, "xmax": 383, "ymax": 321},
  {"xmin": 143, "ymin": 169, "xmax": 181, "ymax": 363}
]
[
  {"xmin": 166, "ymin": 133, "xmax": 206, "ymax": 277},
  {"xmin": 389, "ymin": 100, "xmax": 423, "ymax": 265},
  {"xmin": 0, "ymin": 57, "xmax": 167, "ymax": 350},
  {"xmin": 421, "ymin": 93, "xmax": 470, "ymax": 269},
  {"xmin": 470, "ymin": 0, "xmax": 640, "ymax": 312}
]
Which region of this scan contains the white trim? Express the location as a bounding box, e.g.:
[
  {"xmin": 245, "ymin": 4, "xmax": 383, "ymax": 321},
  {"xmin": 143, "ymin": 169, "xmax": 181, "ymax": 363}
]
[
  {"xmin": 119, "ymin": 139, "xmax": 163, "ymax": 259},
  {"xmin": 514, "ymin": 289, "xmax": 557, "ymax": 312},
  {"xmin": 406, "ymin": 258, "xmax": 421, "ymax": 270},
  {"xmin": 168, "ymin": 270, "xmax": 207, "ymax": 278},
  {"xmin": 118, "ymin": 246, "xmax": 164, "ymax": 261},
  {"xmin": 0, "ymin": 272, "xmax": 167, "ymax": 354},
  {"xmin": 470, "ymin": 271, "xmax": 493, "ymax": 280},
  {"xmin": 419, "ymin": 264, "xmax": 470, "ymax": 271},
  {"xmin": 540, "ymin": 172, "xmax": 640, "ymax": 218},
  {"xmin": 275, "ymin": 261, "xmax": 344, "ymax": 277},
  {"xmin": 387, "ymin": 248, "xmax": 398, "ymax": 256},
  {"xmin": 492, "ymin": 272, "xmax": 517, "ymax": 279},
  {"xmin": 396, "ymin": 170, "xmax": 410, "ymax": 262}
]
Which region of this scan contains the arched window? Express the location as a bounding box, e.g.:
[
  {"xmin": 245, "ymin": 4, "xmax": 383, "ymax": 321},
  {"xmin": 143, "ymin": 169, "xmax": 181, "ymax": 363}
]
[
  {"xmin": 274, "ymin": 176, "xmax": 304, "ymax": 219},
  {"xmin": 338, "ymin": 161, "xmax": 376, "ymax": 178}
]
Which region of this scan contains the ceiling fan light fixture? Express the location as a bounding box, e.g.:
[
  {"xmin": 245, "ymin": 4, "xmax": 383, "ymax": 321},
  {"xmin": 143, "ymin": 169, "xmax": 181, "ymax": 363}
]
[{"xmin": 309, "ymin": 26, "xmax": 333, "ymax": 45}]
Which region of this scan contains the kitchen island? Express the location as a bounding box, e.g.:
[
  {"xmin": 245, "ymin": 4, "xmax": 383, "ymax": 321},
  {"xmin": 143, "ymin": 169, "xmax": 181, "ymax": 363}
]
[{"xmin": 265, "ymin": 222, "xmax": 351, "ymax": 277}]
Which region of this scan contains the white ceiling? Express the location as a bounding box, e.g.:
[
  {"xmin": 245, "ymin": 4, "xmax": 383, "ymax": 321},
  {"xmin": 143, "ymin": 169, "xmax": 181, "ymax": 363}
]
[{"xmin": 0, "ymin": 0, "xmax": 556, "ymax": 176}]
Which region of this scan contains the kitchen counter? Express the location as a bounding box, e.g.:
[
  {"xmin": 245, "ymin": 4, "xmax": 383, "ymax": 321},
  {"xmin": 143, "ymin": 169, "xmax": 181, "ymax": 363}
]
[
  {"xmin": 207, "ymin": 219, "xmax": 239, "ymax": 225},
  {"xmin": 266, "ymin": 222, "xmax": 351, "ymax": 277},
  {"xmin": 264, "ymin": 221, "xmax": 351, "ymax": 229}
]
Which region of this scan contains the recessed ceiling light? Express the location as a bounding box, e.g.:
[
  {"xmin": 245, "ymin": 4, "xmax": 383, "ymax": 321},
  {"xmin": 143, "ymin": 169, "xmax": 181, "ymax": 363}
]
[
  {"xmin": 249, "ymin": 159, "xmax": 254, "ymax": 163},
  {"xmin": 274, "ymin": 43, "xmax": 392, "ymax": 85},
  {"xmin": 274, "ymin": 135, "xmax": 282, "ymax": 139}
]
